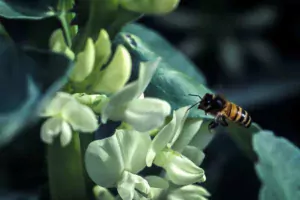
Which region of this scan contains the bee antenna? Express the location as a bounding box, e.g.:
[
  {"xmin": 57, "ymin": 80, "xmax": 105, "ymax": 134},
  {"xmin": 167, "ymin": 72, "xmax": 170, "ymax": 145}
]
[
  {"xmin": 187, "ymin": 101, "xmax": 200, "ymax": 111},
  {"xmin": 188, "ymin": 94, "xmax": 202, "ymax": 100}
]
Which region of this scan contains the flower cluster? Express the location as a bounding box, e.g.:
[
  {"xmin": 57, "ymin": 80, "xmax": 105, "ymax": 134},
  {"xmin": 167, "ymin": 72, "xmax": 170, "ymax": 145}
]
[{"xmin": 41, "ymin": 18, "xmax": 211, "ymax": 198}]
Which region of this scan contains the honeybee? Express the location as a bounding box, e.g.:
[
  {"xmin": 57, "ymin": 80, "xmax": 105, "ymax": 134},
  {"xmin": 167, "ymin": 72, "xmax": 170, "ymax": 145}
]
[{"xmin": 188, "ymin": 93, "xmax": 252, "ymax": 130}]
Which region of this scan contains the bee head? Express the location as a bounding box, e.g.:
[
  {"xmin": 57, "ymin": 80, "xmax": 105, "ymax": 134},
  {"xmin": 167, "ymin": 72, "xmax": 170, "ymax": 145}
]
[{"xmin": 198, "ymin": 93, "xmax": 214, "ymax": 110}]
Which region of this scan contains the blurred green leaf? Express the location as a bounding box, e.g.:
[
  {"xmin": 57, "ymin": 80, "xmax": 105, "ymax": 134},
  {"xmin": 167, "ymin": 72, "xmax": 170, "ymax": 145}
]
[
  {"xmin": 119, "ymin": 23, "xmax": 207, "ymax": 84},
  {"xmin": 0, "ymin": 16, "xmax": 62, "ymax": 49},
  {"xmin": 0, "ymin": 0, "xmax": 57, "ymax": 19},
  {"xmin": 226, "ymin": 122, "xmax": 262, "ymax": 160},
  {"xmin": 0, "ymin": 35, "xmax": 73, "ymax": 148},
  {"xmin": 253, "ymin": 131, "xmax": 300, "ymax": 200}
]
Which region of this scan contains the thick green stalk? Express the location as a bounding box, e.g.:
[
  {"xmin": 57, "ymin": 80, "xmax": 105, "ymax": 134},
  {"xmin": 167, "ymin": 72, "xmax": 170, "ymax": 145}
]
[
  {"xmin": 47, "ymin": 132, "xmax": 88, "ymax": 200},
  {"xmin": 80, "ymin": 133, "xmax": 96, "ymax": 200}
]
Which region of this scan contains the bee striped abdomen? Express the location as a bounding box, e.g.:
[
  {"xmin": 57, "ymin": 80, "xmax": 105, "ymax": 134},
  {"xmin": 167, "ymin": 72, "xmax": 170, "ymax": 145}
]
[{"xmin": 227, "ymin": 103, "xmax": 252, "ymax": 128}]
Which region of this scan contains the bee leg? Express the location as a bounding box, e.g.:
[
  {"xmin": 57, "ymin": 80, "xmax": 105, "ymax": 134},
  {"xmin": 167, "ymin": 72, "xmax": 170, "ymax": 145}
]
[
  {"xmin": 217, "ymin": 115, "xmax": 228, "ymax": 127},
  {"xmin": 208, "ymin": 121, "xmax": 219, "ymax": 132}
]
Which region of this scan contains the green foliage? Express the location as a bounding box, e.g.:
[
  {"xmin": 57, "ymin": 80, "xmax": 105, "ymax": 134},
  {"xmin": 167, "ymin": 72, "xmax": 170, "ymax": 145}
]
[
  {"xmin": 0, "ymin": 0, "xmax": 57, "ymax": 19},
  {"xmin": 120, "ymin": 23, "xmax": 207, "ymax": 84},
  {"xmin": 253, "ymin": 131, "xmax": 300, "ymax": 200},
  {"xmin": 114, "ymin": 24, "xmax": 210, "ymax": 119},
  {"xmin": 226, "ymin": 122, "xmax": 262, "ymax": 160},
  {"xmin": 144, "ymin": 62, "xmax": 213, "ymax": 119},
  {"xmin": 0, "ymin": 35, "xmax": 73, "ymax": 148}
]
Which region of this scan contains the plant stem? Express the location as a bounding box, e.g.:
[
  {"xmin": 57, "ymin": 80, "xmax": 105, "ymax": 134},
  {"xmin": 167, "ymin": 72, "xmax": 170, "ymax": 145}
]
[
  {"xmin": 47, "ymin": 132, "xmax": 88, "ymax": 200},
  {"xmin": 80, "ymin": 133, "xmax": 96, "ymax": 200}
]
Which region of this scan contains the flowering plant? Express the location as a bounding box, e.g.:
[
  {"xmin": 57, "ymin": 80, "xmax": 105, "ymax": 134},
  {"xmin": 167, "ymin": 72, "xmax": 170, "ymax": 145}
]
[{"xmin": 0, "ymin": 1, "xmax": 294, "ymax": 200}]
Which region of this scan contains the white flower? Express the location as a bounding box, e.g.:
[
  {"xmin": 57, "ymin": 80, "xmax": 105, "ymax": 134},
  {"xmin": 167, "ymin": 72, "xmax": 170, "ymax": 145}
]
[
  {"xmin": 144, "ymin": 176, "xmax": 169, "ymax": 199},
  {"xmin": 146, "ymin": 106, "xmax": 206, "ymax": 185},
  {"xmin": 93, "ymin": 185, "xmax": 115, "ymax": 200},
  {"xmin": 85, "ymin": 129, "xmax": 152, "ymax": 200},
  {"xmin": 40, "ymin": 92, "xmax": 98, "ymax": 146},
  {"xmin": 101, "ymin": 58, "xmax": 171, "ymax": 132},
  {"xmin": 167, "ymin": 184, "xmax": 211, "ymax": 200},
  {"xmin": 172, "ymin": 119, "xmax": 214, "ymax": 166}
]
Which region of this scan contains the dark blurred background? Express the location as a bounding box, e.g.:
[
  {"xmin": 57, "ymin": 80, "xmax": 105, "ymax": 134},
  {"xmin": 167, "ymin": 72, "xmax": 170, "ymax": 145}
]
[
  {"xmin": 136, "ymin": 0, "xmax": 300, "ymax": 199},
  {"xmin": 1, "ymin": 0, "xmax": 300, "ymax": 199}
]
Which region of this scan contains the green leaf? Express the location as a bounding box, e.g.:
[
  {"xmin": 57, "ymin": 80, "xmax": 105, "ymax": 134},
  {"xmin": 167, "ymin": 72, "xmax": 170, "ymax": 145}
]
[
  {"xmin": 226, "ymin": 122, "xmax": 262, "ymax": 160},
  {"xmin": 1, "ymin": 16, "xmax": 62, "ymax": 49},
  {"xmin": 119, "ymin": 23, "xmax": 207, "ymax": 84},
  {"xmin": 0, "ymin": 35, "xmax": 73, "ymax": 148},
  {"xmin": 253, "ymin": 131, "xmax": 300, "ymax": 200},
  {"xmin": 0, "ymin": 0, "xmax": 57, "ymax": 19},
  {"xmin": 145, "ymin": 63, "xmax": 213, "ymax": 119}
]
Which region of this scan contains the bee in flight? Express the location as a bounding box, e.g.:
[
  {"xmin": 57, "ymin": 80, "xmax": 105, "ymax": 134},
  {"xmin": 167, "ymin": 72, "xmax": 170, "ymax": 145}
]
[{"xmin": 188, "ymin": 93, "xmax": 252, "ymax": 131}]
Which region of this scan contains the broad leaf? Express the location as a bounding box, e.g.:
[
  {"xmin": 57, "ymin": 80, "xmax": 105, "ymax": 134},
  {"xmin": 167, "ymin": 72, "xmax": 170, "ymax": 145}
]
[
  {"xmin": 226, "ymin": 122, "xmax": 262, "ymax": 160},
  {"xmin": 253, "ymin": 131, "xmax": 300, "ymax": 200},
  {"xmin": 0, "ymin": 35, "xmax": 72, "ymax": 148},
  {"xmin": 119, "ymin": 23, "xmax": 207, "ymax": 84},
  {"xmin": 145, "ymin": 62, "xmax": 213, "ymax": 119},
  {"xmin": 0, "ymin": 0, "xmax": 57, "ymax": 19}
]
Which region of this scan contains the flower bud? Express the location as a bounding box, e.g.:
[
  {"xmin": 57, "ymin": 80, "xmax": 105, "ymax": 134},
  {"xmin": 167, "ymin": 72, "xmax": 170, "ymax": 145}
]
[
  {"xmin": 70, "ymin": 38, "xmax": 95, "ymax": 82},
  {"xmin": 49, "ymin": 29, "xmax": 75, "ymax": 60},
  {"xmin": 94, "ymin": 29, "xmax": 111, "ymax": 71},
  {"xmin": 154, "ymin": 149, "xmax": 206, "ymax": 185},
  {"xmin": 92, "ymin": 45, "xmax": 131, "ymax": 94},
  {"xmin": 119, "ymin": 0, "xmax": 180, "ymax": 14}
]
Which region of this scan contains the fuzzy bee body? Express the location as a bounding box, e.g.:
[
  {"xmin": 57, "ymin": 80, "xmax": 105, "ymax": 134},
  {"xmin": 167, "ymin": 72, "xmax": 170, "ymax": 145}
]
[
  {"xmin": 189, "ymin": 93, "xmax": 252, "ymax": 130},
  {"xmin": 222, "ymin": 101, "xmax": 252, "ymax": 128}
]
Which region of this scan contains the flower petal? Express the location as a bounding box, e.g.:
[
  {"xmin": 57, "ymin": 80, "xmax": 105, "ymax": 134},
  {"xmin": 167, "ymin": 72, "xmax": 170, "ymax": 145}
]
[
  {"xmin": 93, "ymin": 185, "xmax": 115, "ymax": 200},
  {"xmin": 145, "ymin": 176, "xmax": 169, "ymax": 189},
  {"xmin": 62, "ymin": 100, "xmax": 98, "ymax": 132},
  {"xmin": 116, "ymin": 129, "xmax": 151, "ymax": 173},
  {"xmin": 85, "ymin": 134, "xmax": 125, "ymax": 187},
  {"xmin": 188, "ymin": 121, "xmax": 215, "ymax": 150},
  {"xmin": 145, "ymin": 176, "xmax": 169, "ymax": 199},
  {"xmin": 40, "ymin": 92, "xmax": 74, "ymax": 117},
  {"xmin": 146, "ymin": 111, "xmax": 177, "ymax": 167},
  {"xmin": 136, "ymin": 58, "xmax": 161, "ymax": 95},
  {"xmin": 70, "ymin": 38, "xmax": 95, "ymax": 82},
  {"xmin": 124, "ymin": 97, "xmax": 171, "ymax": 132},
  {"xmin": 92, "ymin": 45, "xmax": 132, "ymax": 94},
  {"xmin": 94, "ymin": 29, "xmax": 111, "ymax": 71},
  {"xmin": 171, "ymin": 118, "xmax": 203, "ymax": 153},
  {"xmin": 60, "ymin": 121, "xmax": 72, "ymax": 147},
  {"xmin": 85, "ymin": 129, "xmax": 151, "ymax": 188},
  {"xmin": 169, "ymin": 106, "xmax": 190, "ymax": 147},
  {"xmin": 100, "ymin": 58, "xmax": 161, "ymax": 124},
  {"xmin": 182, "ymin": 145, "xmax": 205, "ymax": 166},
  {"xmin": 155, "ymin": 150, "xmax": 206, "ymax": 185},
  {"xmin": 117, "ymin": 171, "xmax": 151, "ymax": 200},
  {"xmin": 169, "ymin": 184, "xmax": 210, "ymax": 200},
  {"xmin": 40, "ymin": 117, "xmax": 62, "ymax": 144}
]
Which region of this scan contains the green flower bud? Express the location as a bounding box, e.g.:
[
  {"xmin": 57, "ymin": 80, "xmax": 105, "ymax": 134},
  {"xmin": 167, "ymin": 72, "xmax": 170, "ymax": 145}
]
[
  {"xmin": 119, "ymin": 0, "xmax": 180, "ymax": 14},
  {"xmin": 49, "ymin": 29, "xmax": 75, "ymax": 60},
  {"xmin": 94, "ymin": 29, "xmax": 111, "ymax": 71},
  {"xmin": 92, "ymin": 45, "xmax": 131, "ymax": 94},
  {"xmin": 72, "ymin": 93, "xmax": 109, "ymax": 115},
  {"xmin": 70, "ymin": 38, "xmax": 96, "ymax": 82}
]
